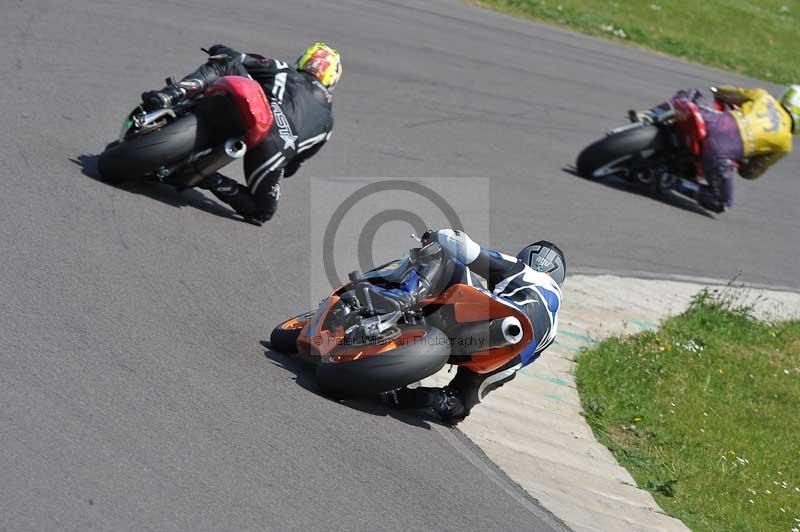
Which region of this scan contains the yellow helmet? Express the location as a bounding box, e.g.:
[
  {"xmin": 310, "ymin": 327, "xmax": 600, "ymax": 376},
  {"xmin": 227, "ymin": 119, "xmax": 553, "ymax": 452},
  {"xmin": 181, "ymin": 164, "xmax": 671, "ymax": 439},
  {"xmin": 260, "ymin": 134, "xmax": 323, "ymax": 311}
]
[
  {"xmin": 781, "ymin": 85, "xmax": 800, "ymax": 135},
  {"xmin": 297, "ymin": 42, "xmax": 342, "ymax": 91}
]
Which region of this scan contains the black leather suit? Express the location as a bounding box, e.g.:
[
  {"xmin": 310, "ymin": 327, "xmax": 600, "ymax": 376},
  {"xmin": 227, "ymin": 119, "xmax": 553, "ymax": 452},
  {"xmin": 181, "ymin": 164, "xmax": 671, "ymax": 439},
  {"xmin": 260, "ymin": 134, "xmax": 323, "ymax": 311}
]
[{"xmin": 174, "ymin": 45, "xmax": 334, "ymax": 222}]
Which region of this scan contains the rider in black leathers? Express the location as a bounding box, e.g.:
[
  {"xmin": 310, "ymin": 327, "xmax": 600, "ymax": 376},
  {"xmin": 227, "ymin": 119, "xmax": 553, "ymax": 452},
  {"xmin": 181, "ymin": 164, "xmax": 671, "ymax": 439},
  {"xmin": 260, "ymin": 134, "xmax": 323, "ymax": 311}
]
[{"xmin": 142, "ymin": 43, "xmax": 341, "ymax": 224}]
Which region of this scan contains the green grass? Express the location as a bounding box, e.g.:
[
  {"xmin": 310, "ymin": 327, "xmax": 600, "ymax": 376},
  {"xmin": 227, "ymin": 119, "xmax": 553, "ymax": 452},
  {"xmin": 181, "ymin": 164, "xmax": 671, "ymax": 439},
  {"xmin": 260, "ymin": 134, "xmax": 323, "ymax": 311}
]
[
  {"xmin": 475, "ymin": 0, "xmax": 800, "ymax": 84},
  {"xmin": 575, "ymin": 291, "xmax": 800, "ymax": 531}
]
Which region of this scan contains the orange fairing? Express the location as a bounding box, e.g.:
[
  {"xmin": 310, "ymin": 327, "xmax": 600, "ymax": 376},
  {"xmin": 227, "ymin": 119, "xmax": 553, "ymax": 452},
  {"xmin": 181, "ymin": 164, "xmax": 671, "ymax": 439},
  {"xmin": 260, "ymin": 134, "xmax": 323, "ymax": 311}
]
[
  {"xmin": 295, "ymin": 283, "xmax": 534, "ymax": 375},
  {"xmin": 425, "ymin": 284, "xmax": 534, "ymax": 374},
  {"xmin": 296, "ymin": 295, "xmax": 341, "ymax": 358},
  {"xmin": 281, "ymin": 316, "xmax": 309, "ymax": 330}
]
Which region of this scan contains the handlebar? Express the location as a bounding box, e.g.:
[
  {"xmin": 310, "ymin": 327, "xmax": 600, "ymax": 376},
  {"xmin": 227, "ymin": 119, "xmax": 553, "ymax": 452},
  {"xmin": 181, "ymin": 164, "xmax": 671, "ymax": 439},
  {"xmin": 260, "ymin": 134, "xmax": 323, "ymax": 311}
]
[{"xmin": 352, "ymin": 282, "xmax": 405, "ymax": 315}]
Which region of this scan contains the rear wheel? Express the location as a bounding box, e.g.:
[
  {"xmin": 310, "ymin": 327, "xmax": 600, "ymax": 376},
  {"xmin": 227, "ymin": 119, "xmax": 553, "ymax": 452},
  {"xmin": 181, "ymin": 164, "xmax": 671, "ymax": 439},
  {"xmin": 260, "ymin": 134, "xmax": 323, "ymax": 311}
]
[
  {"xmin": 270, "ymin": 312, "xmax": 315, "ymax": 354},
  {"xmin": 577, "ymin": 124, "xmax": 665, "ymax": 180},
  {"xmin": 98, "ymin": 95, "xmax": 241, "ymax": 184},
  {"xmin": 98, "ymin": 113, "xmax": 203, "ymax": 183},
  {"xmin": 316, "ymin": 325, "xmax": 451, "ymax": 397}
]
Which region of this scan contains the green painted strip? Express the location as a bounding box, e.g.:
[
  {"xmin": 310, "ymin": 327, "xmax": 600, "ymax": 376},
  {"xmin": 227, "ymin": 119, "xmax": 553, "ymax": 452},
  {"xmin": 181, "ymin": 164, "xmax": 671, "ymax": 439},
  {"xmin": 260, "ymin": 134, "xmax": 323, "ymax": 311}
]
[
  {"xmin": 530, "ymin": 372, "xmax": 571, "ymax": 386},
  {"xmin": 553, "ymin": 339, "xmax": 582, "ymax": 352},
  {"xmin": 630, "ymin": 319, "xmax": 658, "ymax": 331},
  {"xmin": 544, "ymin": 392, "xmax": 566, "ymax": 403},
  {"xmin": 559, "ymin": 329, "xmax": 593, "ymax": 344}
]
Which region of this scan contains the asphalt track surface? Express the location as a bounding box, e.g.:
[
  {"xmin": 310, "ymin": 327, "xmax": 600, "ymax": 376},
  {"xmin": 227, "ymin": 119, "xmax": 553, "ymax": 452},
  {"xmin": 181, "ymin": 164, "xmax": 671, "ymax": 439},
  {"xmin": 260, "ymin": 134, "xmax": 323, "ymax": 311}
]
[{"xmin": 1, "ymin": 0, "xmax": 798, "ymax": 531}]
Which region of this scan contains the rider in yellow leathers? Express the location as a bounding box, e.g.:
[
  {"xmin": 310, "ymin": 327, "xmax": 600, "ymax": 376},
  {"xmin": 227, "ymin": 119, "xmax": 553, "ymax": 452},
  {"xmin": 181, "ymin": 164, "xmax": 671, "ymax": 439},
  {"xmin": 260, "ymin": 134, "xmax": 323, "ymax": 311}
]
[
  {"xmin": 716, "ymin": 85, "xmax": 794, "ymax": 179},
  {"xmin": 635, "ymin": 85, "xmax": 799, "ymax": 212}
]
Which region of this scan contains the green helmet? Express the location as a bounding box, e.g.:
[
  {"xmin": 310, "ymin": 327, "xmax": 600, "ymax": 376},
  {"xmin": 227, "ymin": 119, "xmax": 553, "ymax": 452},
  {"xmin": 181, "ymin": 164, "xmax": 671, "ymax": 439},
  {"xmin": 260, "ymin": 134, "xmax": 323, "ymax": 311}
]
[{"xmin": 781, "ymin": 85, "xmax": 800, "ymax": 134}]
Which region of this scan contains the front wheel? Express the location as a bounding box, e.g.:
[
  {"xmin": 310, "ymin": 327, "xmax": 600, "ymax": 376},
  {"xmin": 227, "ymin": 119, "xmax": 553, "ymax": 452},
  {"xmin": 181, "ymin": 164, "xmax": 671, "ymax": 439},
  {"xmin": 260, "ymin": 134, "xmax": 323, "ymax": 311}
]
[
  {"xmin": 316, "ymin": 325, "xmax": 451, "ymax": 397},
  {"xmin": 270, "ymin": 311, "xmax": 315, "ymax": 354},
  {"xmin": 98, "ymin": 113, "xmax": 203, "ymax": 184},
  {"xmin": 577, "ymin": 123, "xmax": 665, "ymax": 180}
]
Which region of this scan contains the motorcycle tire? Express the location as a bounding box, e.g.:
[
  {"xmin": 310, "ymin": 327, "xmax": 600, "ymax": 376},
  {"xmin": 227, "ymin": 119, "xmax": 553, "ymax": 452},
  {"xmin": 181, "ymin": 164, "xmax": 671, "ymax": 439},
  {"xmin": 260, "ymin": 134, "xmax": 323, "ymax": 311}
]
[
  {"xmin": 270, "ymin": 312, "xmax": 315, "ymax": 354},
  {"xmin": 316, "ymin": 325, "xmax": 451, "ymax": 397},
  {"xmin": 577, "ymin": 124, "xmax": 663, "ymax": 180},
  {"xmin": 98, "ymin": 113, "xmax": 203, "ymax": 184}
]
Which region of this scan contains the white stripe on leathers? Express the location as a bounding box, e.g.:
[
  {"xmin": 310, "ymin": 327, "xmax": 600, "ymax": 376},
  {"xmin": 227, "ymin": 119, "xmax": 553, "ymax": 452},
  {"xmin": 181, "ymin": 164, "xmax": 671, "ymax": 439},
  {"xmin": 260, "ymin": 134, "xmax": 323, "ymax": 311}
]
[
  {"xmin": 251, "ymin": 156, "xmax": 285, "ymax": 193},
  {"xmin": 247, "ymin": 151, "xmax": 284, "ymax": 186}
]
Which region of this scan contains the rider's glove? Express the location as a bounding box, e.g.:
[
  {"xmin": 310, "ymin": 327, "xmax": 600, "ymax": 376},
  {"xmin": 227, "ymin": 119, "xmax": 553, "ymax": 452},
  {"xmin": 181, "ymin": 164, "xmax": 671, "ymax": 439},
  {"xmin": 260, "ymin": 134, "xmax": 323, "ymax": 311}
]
[
  {"xmin": 207, "ymin": 44, "xmax": 233, "ymax": 57},
  {"xmin": 420, "ymin": 228, "xmax": 437, "ymax": 246}
]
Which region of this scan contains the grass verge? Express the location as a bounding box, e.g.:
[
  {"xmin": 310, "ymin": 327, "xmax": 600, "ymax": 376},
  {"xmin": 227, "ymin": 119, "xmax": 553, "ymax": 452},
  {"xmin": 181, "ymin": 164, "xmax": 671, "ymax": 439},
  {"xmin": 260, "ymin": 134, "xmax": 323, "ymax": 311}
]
[
  {"xmin": 474, "ymin": 0, "xmax": 799, "ymax": 85},
  {"xmin": 575, "ymin": 290, "xmax": 800, "ymax": 531}
]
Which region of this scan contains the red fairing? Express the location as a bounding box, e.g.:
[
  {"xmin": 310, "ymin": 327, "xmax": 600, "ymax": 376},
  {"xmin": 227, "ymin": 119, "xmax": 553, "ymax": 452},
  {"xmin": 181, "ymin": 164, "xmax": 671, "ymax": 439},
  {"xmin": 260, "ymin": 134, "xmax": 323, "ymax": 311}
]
[{"xmin": 206, "ymin": 76, "xmax": 273, "ymax": 147}]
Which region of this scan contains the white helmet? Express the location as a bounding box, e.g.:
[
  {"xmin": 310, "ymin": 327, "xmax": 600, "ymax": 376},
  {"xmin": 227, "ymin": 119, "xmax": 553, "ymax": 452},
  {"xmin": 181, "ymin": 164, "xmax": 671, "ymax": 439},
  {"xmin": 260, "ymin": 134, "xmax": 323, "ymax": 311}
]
[{"xmin": 780, "ymin": 85, "xmax": 800, "ymax": 135}]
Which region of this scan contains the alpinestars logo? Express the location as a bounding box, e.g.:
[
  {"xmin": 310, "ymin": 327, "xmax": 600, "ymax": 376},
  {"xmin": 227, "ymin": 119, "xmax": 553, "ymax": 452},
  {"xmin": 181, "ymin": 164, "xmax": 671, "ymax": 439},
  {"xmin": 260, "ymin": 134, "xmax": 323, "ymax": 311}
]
[{"xmin": 270, "ymin": 101, "xmax": 298, "ymax": 150}]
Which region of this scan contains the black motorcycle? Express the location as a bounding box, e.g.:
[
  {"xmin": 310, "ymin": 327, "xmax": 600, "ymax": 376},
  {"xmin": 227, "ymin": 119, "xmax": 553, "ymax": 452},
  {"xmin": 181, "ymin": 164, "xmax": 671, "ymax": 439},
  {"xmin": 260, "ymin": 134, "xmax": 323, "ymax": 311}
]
[
  {"xmin": 98, "ymin": 72, "xmax": 273, "ymax": 187},
  {"xmin": 576, "ymin": 89, "xmax": 734, "ymax": 202}
]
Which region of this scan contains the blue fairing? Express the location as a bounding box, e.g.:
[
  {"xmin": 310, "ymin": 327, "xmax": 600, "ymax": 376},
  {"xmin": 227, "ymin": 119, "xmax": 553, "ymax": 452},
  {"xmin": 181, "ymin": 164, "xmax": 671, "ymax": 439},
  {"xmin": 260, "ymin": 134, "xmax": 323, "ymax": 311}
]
[
  {"xmin": 521, "ymin": 350, "xmax": 542, "ymax": 366},
  {"xmin": 520, "ymin": 342, "xmax": 540, "ymax": 367}
]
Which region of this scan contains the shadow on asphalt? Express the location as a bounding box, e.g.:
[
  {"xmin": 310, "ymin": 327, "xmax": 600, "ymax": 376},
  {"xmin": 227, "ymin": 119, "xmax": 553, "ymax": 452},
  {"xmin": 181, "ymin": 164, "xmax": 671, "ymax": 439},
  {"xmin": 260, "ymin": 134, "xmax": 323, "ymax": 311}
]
[
  {"xmin": 562, "ymin": 166, "xmax": 714, "ymax": 219},
  {"xmin": 71, "ymin": 154, "xmax": 247, "ymax": 224},
  {"xmin": 260, "ymin": 341, "xmax": 440, "ymax": 430}
]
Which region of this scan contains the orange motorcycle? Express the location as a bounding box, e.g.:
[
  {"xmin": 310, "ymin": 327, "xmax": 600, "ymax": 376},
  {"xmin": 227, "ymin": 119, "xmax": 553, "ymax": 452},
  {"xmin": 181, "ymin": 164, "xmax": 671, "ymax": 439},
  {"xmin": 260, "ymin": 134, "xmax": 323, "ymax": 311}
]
[{"xmin": 270, "ymin": 256, "xmax": 532, "ymax": 396}]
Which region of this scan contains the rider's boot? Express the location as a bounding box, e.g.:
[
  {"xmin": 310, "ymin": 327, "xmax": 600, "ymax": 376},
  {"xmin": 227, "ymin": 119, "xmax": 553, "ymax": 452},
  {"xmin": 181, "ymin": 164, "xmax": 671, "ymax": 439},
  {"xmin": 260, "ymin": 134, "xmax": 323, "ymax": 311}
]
[
  {"xmin": 433, "ymin": 387, "xmax": 467, "ymax": 424},
  {"xmin": 141, "ymin": 79, "xmax": 204, "ymax": 111},
  {"xmin": 392, "ymin": 386, "xmax": 467, "ymax": 424},
  {"xmin": 696, "ymin": 177, "xmax": 725, "ymax": 213},
  {"xmin": 696, "ymin": 187, "xmax": 724, "ymax": 213},
  {"xmin": 697, "ymin": 170, "xmax": 730, "ymax": 213},
  {"xmin": 196, "ymin": 173, "xmax": 272, "ymax": 225},
  {"xmin": 141, "ymin": 85, "xmax": 186, "ymax": 112}
]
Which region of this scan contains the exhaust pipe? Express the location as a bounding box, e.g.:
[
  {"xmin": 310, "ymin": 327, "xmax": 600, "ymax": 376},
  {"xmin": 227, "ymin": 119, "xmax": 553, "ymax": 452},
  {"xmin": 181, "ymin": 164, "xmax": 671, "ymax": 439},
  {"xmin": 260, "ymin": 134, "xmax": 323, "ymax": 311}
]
[
  {"xmin": 223, "ymin": 138, "xmax": 248, "ymax": 158},
  {"xmin": 175, "ymin": 138, "xmax": 248, "ymax": 188},
  {"xmin": 450, "ymin": 316, "xmax": 523, "ymax": 356}
]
